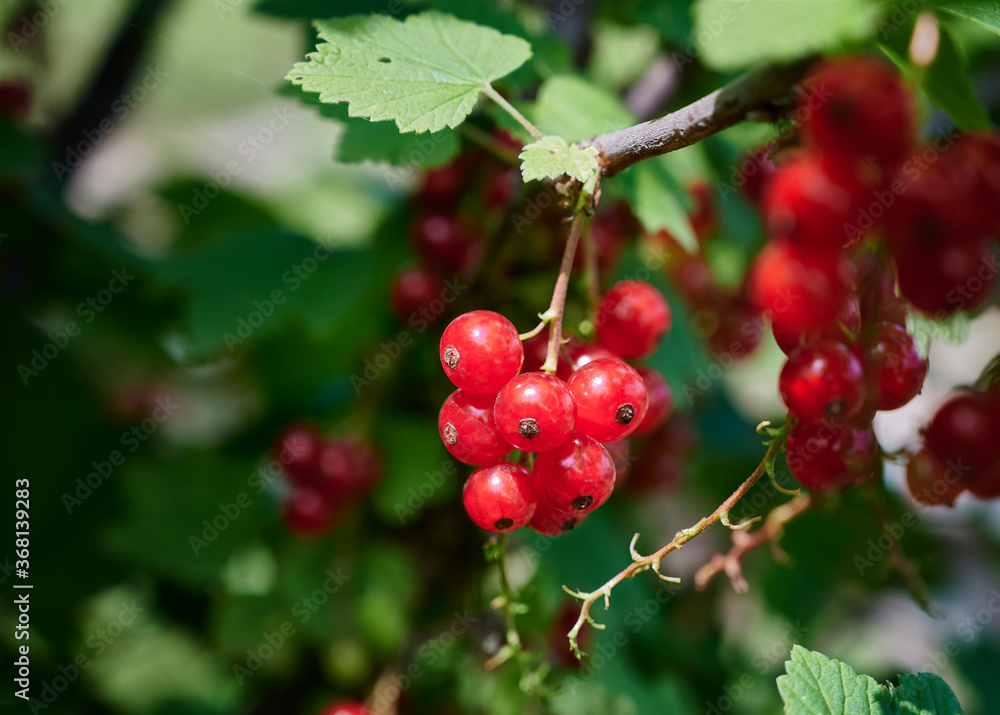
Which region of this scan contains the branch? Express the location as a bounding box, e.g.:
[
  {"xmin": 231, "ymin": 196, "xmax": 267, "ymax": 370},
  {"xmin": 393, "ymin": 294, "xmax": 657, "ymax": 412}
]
[
  {"xmin": 588, "ymin": 58, "xmax": 815, "ymax": 177},
  {"xmin": 694, "ymin": 493, "xmax": 812, "ymax": 593},
  {"xmin": 563, "ymin": 424, "xmax": 791, "ymax": 658}
]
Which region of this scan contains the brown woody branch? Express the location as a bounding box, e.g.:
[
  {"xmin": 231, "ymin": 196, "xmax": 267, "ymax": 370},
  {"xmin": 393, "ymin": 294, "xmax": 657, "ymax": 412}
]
[{"xmin": 587, "ymin": 58, "xmax": 815, "ymax": 177}]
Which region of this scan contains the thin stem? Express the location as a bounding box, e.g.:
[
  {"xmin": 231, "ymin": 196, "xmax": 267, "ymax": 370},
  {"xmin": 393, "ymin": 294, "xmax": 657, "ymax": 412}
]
[
  {"xmin": 484, "ymin": 85, "xmax": 545, "ymax": 141},
  {"xmin": 541, "ymin": 214, "xmax": 585, "ymax": 374},
  {"xmin": 564, "ymin": 423, "xmax": 790, "ymax": 658}
]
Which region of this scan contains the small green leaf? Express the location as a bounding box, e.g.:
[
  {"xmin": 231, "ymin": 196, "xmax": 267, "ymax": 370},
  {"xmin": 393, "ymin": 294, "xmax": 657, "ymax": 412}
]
[
  {"xmin": 936, "ymin": 0, "xmax": 1000, "ymax": 36},
  {"xmin": 692, "ymin": 0, "xmax": 882, "ymax": 71},
  {"xmin": 777, "ymin": 645, "xmax": 897, "ymax": 715},
  {"xmin": 906, "ymin": 310, "xmax": 970, "ymax": 359},
  {"xmin": 616, "ymin": 159, "xmax": 698, "ymax": 252},
  {"xmin": 287, "ymin": 11, "xmax": 532, "ymax": 134},
  {"xmin": 519, "ymin": 135, "xmax": 600, "ymax": 189},
  {"xmin": 895, "ymin": 673, "xmax": 965, "ymax": 715},
  {"xmin": 920, "ymin": 22, "xmax": 991, "ymax": 130},
  {"xmin": 532, "ymin": 75, "xmax": 635, "ymax": 143}
]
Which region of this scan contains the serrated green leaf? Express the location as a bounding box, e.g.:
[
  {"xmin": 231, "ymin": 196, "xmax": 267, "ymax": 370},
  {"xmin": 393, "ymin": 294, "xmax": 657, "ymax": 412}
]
[
  {"xmin": 692, "ymin": 0, "xmax": 882, "ymax": 71},
  {"xmin": 906, "ymin": 310, "xmax": 970, "ymax": 359},
  {"xmin": 895, "ymin": 673, "xmax": 965, "ymax": 715},
  {"xmin": 519, "ymin": 135, "xmax": 600, "ymax": 189},
  {"xmin": 936, "ymin": 0, "xmax": 1000, "ymax": 36},
  {"xmin": 616, "ymin": 159, "xmax": 698, "ymax": 252},
  {"xmin": 287, "ymin": 11, "xmax": 532, "ymax": 134},
  {"xmin": 777, "ymin": 646, "xmax": 897, "ymax": 715},
  {"xmin": 532, "ymin": 75, "xmax": 635, "ymax": 143},
  {"xmin": 920, "ymin": 22, "xmax": 991, "ymax": 130}
]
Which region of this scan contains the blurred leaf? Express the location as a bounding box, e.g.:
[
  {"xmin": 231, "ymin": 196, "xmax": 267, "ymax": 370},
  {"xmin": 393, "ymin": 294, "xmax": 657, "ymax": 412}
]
[
  {"xmin": 371, "ymin": 415, "xmax": 455, "ymax": 523},
  {"xmin": 905, "ymin": 309, "xmax": 969, "ymax": 359},
  {"xmin": 923, "ymin": 22, "xmax": 991, "ymax": 130},
  {"xmin": 691, "ymin": 0, "xmax": 881, "ymax": 71},
  {"xmin": 531, "ymin": 75, "xmax": 635, "ymax": 142},
  {"xmin": 589, "ymin": 22, "xmax": 661, "ymax": 90},
  {"xmin": 287, "ymin": 12, "xmax": 532, "ymax": 133},
  {"xmin": 254, "ymin": 0, "xmax": 419, "ymax": 18},
  {"xmin": 616, "ymin": 158, "xmax": 698, "ymax": 252},
  {"xmin": 0, "ymin": 117, "xmax": 46, "ymax": 177},
  {"xmin": 777, "ymin": 646, "xmax": 896, "ymax": 715},
  {"xmin": 895, "ymin": 672, "xmax": 965, "ymax": 715},
  {"xmin": 936, "ymin": 0, "xmax": 1000, "ymax": 36}
]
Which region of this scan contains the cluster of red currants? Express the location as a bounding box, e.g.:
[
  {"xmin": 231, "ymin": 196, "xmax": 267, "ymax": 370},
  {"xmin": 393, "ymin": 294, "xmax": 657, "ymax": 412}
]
[
  {"xmin": 745, "ymin": 55, "xmax": 999, "ymax": 494},
  {"xmin": 437, "ymin": 280, "xmax": 674, "ymax": 535},
  {"xmin": 907, "ymin": 387, "xmax": 1000, "ymax": 506},
  {"xmin": 272, "ymin": 425, "xmax": 380, "ymax": 537}
]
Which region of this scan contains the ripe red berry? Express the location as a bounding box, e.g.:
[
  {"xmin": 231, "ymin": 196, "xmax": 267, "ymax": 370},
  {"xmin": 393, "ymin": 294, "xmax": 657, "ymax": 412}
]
[
  {"xmin": 494, "ymin": 372, "xmax": 576, "ymax": 452},
  {"xmin": 699, "ymin": 293, "xmax": 763, "ymax": 359},
  {"xmin": 949, "ymin": 132, "xmax": 1000, "ymax": 237},
  {"xmin": 585, "ymin": 204, "xmax": 635, "ymax": 271},
  {"xmin": 440, "ymin": 311, "xmax": 523, "ymax": 394},
  {"xmin": 779, "ymin": 340, "xmax": 866, "ymax": 422},
  {"xmin": 283, "ymin": 486, "xmax": 338, "ymax": 537},
  {"xmin": 925, "ymin": 392, "xmax": 1000, "ymax": 472},
  {"xmin": 784, "ymin": 421, "xmax": 878, "ymax": 492},
  {"xmin": 762, "ymin": 153, "xmax": 863, "ymax": 252},
  {"xmin": 273, "ymin": 424, "xmax": 323, "ymax": 485},
  {"xmin": 800, "ymin": 56, "xmax": 916, "ymax": 168},
  {"xmin": 410, "ymin": 212, "xmax": 484, "ymax": 275},
  {"xmin": 894, "ymin": 238, "xmax": 996, "ymax": 316},
  {"xmin": 595, "ymin": 280, "xmax": 671, "ymax": 360},
  {"xmin": 462, "ymin": 461, "xmax": 536, "ymax": 532},
  {"xmin": 390, "ymin": 266, "xmax": 445, "ymax": 325},
  {"xmin": 628, "ymin": 416, "xmax": 697, "ymax": 494},
  {"xmin": 320, "ymin": 700, "xmax": 373, "ymax": 715},
  {"xmin": 532, "ymin": 434, "xmax": 616, "ymax": 514},
  {"xmin": 965, "ymin": 462, "xmax": 1000, "ymax": 500},
  {"xmin": 438, "ymin": 389, "xmax": 511, "ymax": 465},
  {"xmin": 529, "ymin": 500, "xmax": 587, "ymax": 536},
  {"xmin": 905, "ymin": 447, "xmax": 965, "ymax": 507},
  {"xmin": 771, "ymin": 295, "xmax": 860, "ymax": 355},
  {"xmin": 566, "ymin": 358, "xmax": 648, "ymax": 442},
  {"xmin": 316, "ymin": 438, "xmax": 381, "ymax": 498},
  {"xmin": 688, "ymin": 180, "xmax": 718, "ymax": 243},
  {"xmin": 856, "ymin": 322, "xmax": 927, "ymax": 410},
  {"xmin": 631, "ymin": 367, "xmax": 673, "ymax": 436},
  {"xmin": 0, "ymin": 78, "xmax": 32, "ymax": 118},
  {"xmin": 482, "ymin": 167, "xmax": 518, "ymax": 212},
  {"xmin": 749, "ymin": 239, "xmax": 852, "ymax": 334},
  {"xmin": 417, "ymin": 159, "xmax": 467, "ymax": 205},
  {"xmin": 739, "ymin": 145, "xmax": 778, "ymax": 204}
]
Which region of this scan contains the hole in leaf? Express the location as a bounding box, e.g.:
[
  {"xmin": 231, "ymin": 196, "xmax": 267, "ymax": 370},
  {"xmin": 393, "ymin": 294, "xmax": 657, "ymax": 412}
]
[{"xmin": 377, "ymin": 57, "xmax": 391, "ymax": 63}]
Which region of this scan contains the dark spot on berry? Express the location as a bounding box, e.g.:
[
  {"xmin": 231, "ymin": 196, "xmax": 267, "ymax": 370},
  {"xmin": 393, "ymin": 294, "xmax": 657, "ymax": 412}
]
[
  {"xmin": 443, "ymin": 423, "xmax": 457, "ymax": 445},
  {"xmin": 825, "ymin": 398, "xmax": 846, "ymax": 418},
  {"xmin": 494, "ymin": 517, "xmax": 514, "ymax": 530},
  {"xmin": 571, "ymin": 495, "xmax": 593, "ymax": 510},
  {"xmin": 443, "ymin": 345, "xmax": 460, "ymax": 369},
  {"xmin": 616, "ymin": 404, "xmax": 635, "ymax": 425},
  {"xmin": 561, "ymin": 517, "xmax": 579, "ymax": 531},
  {"xmin": 519, "ymin": 418, "xmax": 539, "ymax": 439}
]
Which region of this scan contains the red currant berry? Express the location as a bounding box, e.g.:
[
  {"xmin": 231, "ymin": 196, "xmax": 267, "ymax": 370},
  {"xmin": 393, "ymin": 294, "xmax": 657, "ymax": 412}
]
[
  {"xmin": 784, "ymin": 421, "xmax": 878, "ymax": 492},
  {"xmin": 632, "ymin": 367, "xmax": 673, "ymax": 436},
  {"xmin": 410, "ymin": 212, "xmax": 484, "ymax": 275},
  {"xmin": 800, "ymin": 56, "xmax": 916, "ymax": 168},
  {"xmin": 438, "ymin": 390, "xmax": 511, "ymax": 465},
  {"xmin": 926, "ymin": 392, "xmax": 1000, "ymax": 472},
  {"xmin": 417, "ymin": 159, "xmax": 467, "ymax": 205},
  {"xmin": 316, "ymin": 438, "xmax": 381, "ymax": 498},
  {"xmin": 283, "ymin": 486, "xmax": 338, "ymax": 537},
  {"xmin": 320, "ymin": 701, "xmax": 373, "ymax": 715},
  {"xmin": 666, "ymin": 251, "xmax": 716, "ymax": 306},
  {"xmin": 585, "ymin": 204, "xmax": 635, "ymax": 271},
  {"xmin": 532, "ymin": 434, "xmax": 615, "ymax": 514},
  {"xmin": 749, "ymin": 239, "xmax": 852, "ymax": 334},
  {"xmin": 0, "ymin": 78, "xmax": 31, "ymax": 118},
  {"xmin": 390, "ymin": 266, "xmax": 445, "ymax": 325},
  {"xmin": 628, "ymin": 416, "xmax": 697, "ymax": 494},
  {"xmin": 273, "ymin": 424, "xmax": 323, "ymax": 485},
  {"xmin": 688, "ymin": 180, "xmax": 718, "ymax": 243},
  {"xmin": 894, "ymin": 239, "xmax": 997, "ymax": 316},
  {"xmin": 494, "ymin": 372, "xmax": 576, "ymax": 452},
  {"xmin": 763, "ymin": 153, "xmax": 863, "ymax": 252},
  {"xmin": 440, "ymin": 311, "xmax": 523, "ymax": 394},
  {"xmin": 772, "ymin": 295, "xmax": 860, "ymax": 355},
  {"xmin": 779, "ymin": 340, "xmax": 866, "ymax": 423},
  {"xmin": 739, "ymin": 145, "xmax": 778, "ymax": 204},
  {"xmin": 950, "ymin": 131, "xmax": 1000, "ymax": 237},
  {"xmin": 556, "ymin": 341, "xmax": 615, "ymax": 380},
  {"xmin": 965, "ymin": 462, "xmax": 1000, "ymax": 500},
  {"xmin": 595, "ymin": 280, "xmax": 671, "ymax": 360},
  {"xmin": 482, "ymin": 167, "xmax": 518, "ymax": 212},
  {"xmin": 701, "ymin": 293, "xmax": 764, "ymax": 359},
  {"xmin": 567, "ymin": 358, "xmax": 648, "ymax": 442},
  {"xmin": 905, "ymin": 447, "xmax": 965, "ymax": 507},
  {"xmin": 462, "ymin": 461, "xmax": 536, "ymax": 532},
  {"xmin": 856, "ymin": 322, "xmax": 927, "ymax": 410},
  {"xmin": 529, "ymin": 500, "xmax": 587, "ymax": 536}
]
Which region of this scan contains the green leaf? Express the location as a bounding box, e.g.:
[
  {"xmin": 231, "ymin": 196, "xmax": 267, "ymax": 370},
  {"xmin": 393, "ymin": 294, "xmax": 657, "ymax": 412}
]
[
  {"xmin": 936, "ymin": 0, "xmax": 1000, "ymax": 36},
  {"xmin": 616, "ymin": 159, "xmax": 698, "ymax": 252},
  {"xmin": 906, "ymin": 310, "xmax": 970, "ymax": 359},
  {"xmin": 692, "ymin": 0, "xmax": 882, "ymax": 71},
  {"xmin": 777, "ymin": 645, "xmax": 897, "ymax": 715},
  {"xmin": 287, "ymin": 11, "xmax": 532, "ymax": 134},
  {"xmin": 532, "ymin": 75, "xmax": 635, "ymax": 143},
  {"xmin": 371, "ymin": 416, "xmax": 455, "ymax": 524},
  {"xmin": 588, "ymin": 22, "xmax": 661, "ymax": 90},
  {"xmin": 920, "ymin": 22, "xmax": 991, "ymax": 129},
  {"xmin": 895, "ymin": 673, "xmax": 965, "ymax": 715},
  {"xmin": 519, "ymin": 135, "xmax": 600, "ymax": 191},
  {"xmin": 254, "ymin": 0, "xmax": 415, "ymax": 18}
]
